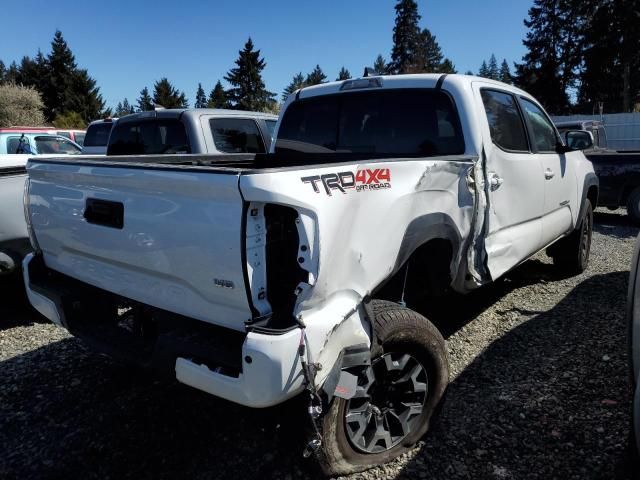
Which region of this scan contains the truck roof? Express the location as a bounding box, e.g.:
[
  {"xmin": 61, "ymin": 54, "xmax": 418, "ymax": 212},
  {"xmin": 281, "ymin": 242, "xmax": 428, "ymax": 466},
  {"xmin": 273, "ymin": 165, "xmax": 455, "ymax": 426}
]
[
  {"xmin": 117, "ymin": 108, "xmax": 278, "ymax": 124},
  {"xmin": 291, "ymin": 73, "xmax": 531, "ymax": 102}
]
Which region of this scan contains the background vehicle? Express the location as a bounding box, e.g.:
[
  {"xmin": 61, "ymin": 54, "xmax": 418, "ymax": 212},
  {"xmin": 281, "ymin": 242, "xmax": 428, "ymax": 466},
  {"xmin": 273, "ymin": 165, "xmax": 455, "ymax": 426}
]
[
  {"xmin": 56, "ymin": 129, "xmax": 86, "ymax": 146},
  {"xmin": 81, "ymin": 118, "xmax": 117, "ymax": 155},
  {"xmin": 0, "ymin": 130, "xmax": 82, "ymax": 155},
  {"xmin": 22, "ymin": 74, "xmax": 597, "ymax": 475},
  {"xmin": 554, "ymin": 120, "xmax": 640, "ymax": 222},
  {"xmin": 106, "ymin": 109, "xmax": 277, "ymax": 155}
]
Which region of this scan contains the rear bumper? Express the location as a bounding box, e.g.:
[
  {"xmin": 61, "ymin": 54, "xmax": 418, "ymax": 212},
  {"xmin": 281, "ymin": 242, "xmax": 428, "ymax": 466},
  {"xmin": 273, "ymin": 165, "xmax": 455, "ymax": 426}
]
[{"xmin": 22, "ymin": 253, "xmax": 305, "ymax": 408}]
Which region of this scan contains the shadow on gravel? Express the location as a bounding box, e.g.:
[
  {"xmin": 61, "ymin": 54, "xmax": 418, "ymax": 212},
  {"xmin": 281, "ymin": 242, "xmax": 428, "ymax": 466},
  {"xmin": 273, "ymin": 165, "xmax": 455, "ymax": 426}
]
[
  {"xmin": 594, "ymin": 210, "xmax": 639, "ymax": 240},
  {"xmin": 397, "ymin": 272, "xmax": 635, "ymax": 480}
]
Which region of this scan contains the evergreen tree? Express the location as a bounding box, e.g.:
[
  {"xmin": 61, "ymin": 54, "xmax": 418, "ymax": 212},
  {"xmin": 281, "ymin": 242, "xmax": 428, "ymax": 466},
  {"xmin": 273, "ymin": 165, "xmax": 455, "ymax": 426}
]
[
  {"xmin": 305, "ymin": 65, "xmax": 327, "ymax": 85},
  {"xmin": 43, "ymin": 30, "xmax": 77, "ymax": 120},
  {"xmin": 499, "ymin": 59, "xmax": 513, "ymax": 84},
  {"xmin": 194, "ymin": 83, "xmax": 207, "ymax": 108},
  {"xmin": 282, "ymin": 73, "xmax": 306, "ymax": 101},
  {"xmin": 437, "ymin": 58, "xmax": 457, "ymax": 74},
  {"xmin": 115, "ymin": 98, "xmax": 133, "ymax": 116},
  {"xmin": 514, "ymin": 0, "xmax": 584, "ymax": 114},
  {"xmin": 0, "ymin": 60, "xmax": 5, "ymax": 83},
  {"xmin": 224, "ymin": 38, "xmax": 275, "ymax": 111},
  {"xmin": 388, "ymin": 0, "xmax": 422, "ymax": 74},
  {"xmin": 465, "ymin": 70, "xmax": 474, "ymax": 76},
  {"xmin": 115, "ymin": 101, "xmax": 123, "ymax": 116},
  {"xmin": 373, "ymin": 55, "xmax": 387, "ymax": 75},
  {"xmin": 478, "ymin": 61, "xmax": 490, "ymax": 78},
  {"xmin": 208, "ymin": 80, "xmax": 229, "ymax": 108},
  {"xmin": 488, "ymin": 54, "xmax": 499, "ymax": 80},
  {"xmin": 5, "ymin": 62, "xmax": 20, "ymax": 84},
  {"xmin": 65, "ymin": 68, "xmax": 105, "ymax": 121},
  {"xmin": 578, "ymin": 0, "xmax": 640, "ymax": 113},
  {"xmin": 137, "ymin": 86, "xmax": 153, "ymax": 112},
  {"xmin": 336, "ymin": 67, "xmax": 351, "ymax": 81},
  {"xmin": 152, "ymin": 78, "xmax": 188, "ymax": 108},
  {"xmin": 416, "ymin": 28, "xmax": 444, "ymax": 72}
]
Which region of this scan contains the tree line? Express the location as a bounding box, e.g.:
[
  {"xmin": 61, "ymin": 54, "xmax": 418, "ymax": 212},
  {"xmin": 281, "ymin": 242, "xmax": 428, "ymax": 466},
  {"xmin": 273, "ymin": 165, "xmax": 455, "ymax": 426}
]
[{"xmin": 1, "ymin": 0, "xmax": 638, "ymax": 128}]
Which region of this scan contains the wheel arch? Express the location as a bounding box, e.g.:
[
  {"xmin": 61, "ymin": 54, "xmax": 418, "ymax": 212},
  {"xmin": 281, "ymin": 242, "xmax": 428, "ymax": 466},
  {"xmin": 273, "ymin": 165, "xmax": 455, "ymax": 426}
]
[{"xmin": 577, "ymin": 172, "xmax": 599, "ymax": 230}]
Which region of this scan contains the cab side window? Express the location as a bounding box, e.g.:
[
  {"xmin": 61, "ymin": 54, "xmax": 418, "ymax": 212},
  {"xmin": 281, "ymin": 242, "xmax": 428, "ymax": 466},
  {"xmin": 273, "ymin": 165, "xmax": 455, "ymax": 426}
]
[
  {"xmin": 480, "ymin": 90, "xmax": 529, "ymax": 152},
  {"xmin": 520, "ymin": 99, "xmax": 558, "ymax": 152},
  {"xmin": 7, "ymin": 136, "xmax": 32, "ymax": 154}
]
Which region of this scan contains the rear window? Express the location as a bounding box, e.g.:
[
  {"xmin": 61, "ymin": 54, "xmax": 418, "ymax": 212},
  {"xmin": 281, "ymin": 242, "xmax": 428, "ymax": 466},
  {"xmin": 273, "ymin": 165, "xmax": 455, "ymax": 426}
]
[
  {"xmin": 210, "ymin": 118, "xmax": 266, "ymax": 153},
  {"xmin": 275, "ymin": 89, "xmax": 465, "ymax": 156},
  {"xmin": 84, "ymin": 123, "xmax": 114, "ymax": 147},
  {"xmin": 6, "ymin": 136, "xmax": 32, "ymax": 154},
  {"xmin": 74, "ymin": 133, "xmax": 86, "ymax": 146},
  {"xmin": 107, "ymin": 119, "xmax": 190, "ymax": 155}
]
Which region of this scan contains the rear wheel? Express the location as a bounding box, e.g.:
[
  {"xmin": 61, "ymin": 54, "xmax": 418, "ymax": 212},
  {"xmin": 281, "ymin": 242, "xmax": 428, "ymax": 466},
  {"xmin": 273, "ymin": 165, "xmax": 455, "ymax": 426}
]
[
  {"xmin": 317, "ymin": 301, "xmax": 448, "ymax": 476},
  {"xmin": 550, "ymin": 200, "xmax": 593, "ymax": 274}
]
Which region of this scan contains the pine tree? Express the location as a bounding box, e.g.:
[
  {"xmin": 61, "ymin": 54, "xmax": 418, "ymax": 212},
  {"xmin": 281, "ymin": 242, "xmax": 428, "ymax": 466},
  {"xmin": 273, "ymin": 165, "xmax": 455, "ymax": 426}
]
[
  {"xmin": 115, "ymin": 101, "xmax": 123, "ymax": 116},
  {"xmin": 388, "ymin": 0, "xmax": 422, "ymax": 74},
  {"xmin": 478, "ymin": 61, "xmax": 490, "ymax": 78},
  {"xmin": 336, "ymin": 67, "xmax": 351, "ymax": 81},
  {"xmin": 578, "ymin": 1, "xmax": 640, "ymax": 113},
  {"xmin": 415, "ymin": 28, "xmax": 444, "ymax": 72},
  {"xmin": 373, "ymin": 55, "xmax": 387, "ymax": 75},
  {"xmin": 208, "ymin": 80, "xmax": 229, "ymax": 108},
  {"xmin": 224, "ymin": 38, "xmax": 275, "ymax": 111},
  {"xmin": 437, "ymin": 58, "xmax": 457, "ymax": 74},
  {"xmin": 499, "ymin": 59, "xmax": 512, "ymax": 84},
  {"xmin": 488, "ymin": 54, "xmax": 499, "ymax": 80},
  {"xmin": 282, "ymin": 73, "xmax": 306, "ymax": 101},
  {"xmin": 5, "ymin": 62, "xmax": 20, "ymax": 84},
  {"xmin": 514, "ymin": 0, "xmax": 584, "ymax": 114},
  {"xmin": 137, "ymin": 87, "xmax": 153, "ymax": 112},
  {"xmin": 194, "ymin": 83, "xmax": 207, "ymax": 108},
  {"xmin": 65, "ymin": 68, "xmax": 105, "ymax": 121},
  {"xmin": 305, "ymin": 65, "xmax": 327, "ymax": 85},
  {"xmin": 0, "ymin": 61, "xmax": 5, "ymax": 84},
  {"xmin": 44, "ymin": 30, "xmax": 77, "ymax": 120},
  {"xmin": 153, "ymin": 78, "xmax": 188, "ymax": 108}
]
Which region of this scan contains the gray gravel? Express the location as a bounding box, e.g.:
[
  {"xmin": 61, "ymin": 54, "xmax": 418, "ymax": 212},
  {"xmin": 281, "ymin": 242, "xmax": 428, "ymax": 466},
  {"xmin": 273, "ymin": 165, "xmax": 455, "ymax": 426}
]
[{"xmin": 0, "ymin": 208, "xmax": 637, "ymax": 479}]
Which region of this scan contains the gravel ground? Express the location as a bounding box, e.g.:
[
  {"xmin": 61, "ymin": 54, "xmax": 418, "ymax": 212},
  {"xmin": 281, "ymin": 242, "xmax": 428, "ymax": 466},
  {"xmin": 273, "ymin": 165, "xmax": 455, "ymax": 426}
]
[{"xmin": 0, "ymin": 208, "xmax": 637, "ymax": 479}]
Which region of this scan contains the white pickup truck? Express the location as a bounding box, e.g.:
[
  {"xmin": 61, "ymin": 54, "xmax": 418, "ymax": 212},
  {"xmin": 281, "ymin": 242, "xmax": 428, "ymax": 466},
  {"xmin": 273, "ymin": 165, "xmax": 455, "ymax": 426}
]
[{"xmin": 23, "ymin": 74, "xmax": 598, "ymax": 474}]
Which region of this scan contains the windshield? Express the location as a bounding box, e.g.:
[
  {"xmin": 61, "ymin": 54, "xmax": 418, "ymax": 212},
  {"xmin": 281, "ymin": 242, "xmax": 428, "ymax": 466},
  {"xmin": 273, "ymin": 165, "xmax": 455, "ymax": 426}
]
[
  {"xmin": 107, "ymin": 119, "xmax": 191, "ymax": 155},
  {"xmin": 276, "ymin": 89, "xmax": 465, "ymax": 156},
  {"xmin": 34, "ymin": 136, "xmax": 82, "ymax": 154}
]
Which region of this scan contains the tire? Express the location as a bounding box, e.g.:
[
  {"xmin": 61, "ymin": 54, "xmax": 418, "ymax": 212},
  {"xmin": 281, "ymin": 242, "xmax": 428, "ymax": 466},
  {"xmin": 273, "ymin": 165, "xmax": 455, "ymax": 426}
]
[
  {"xmin": 628, "ymin": 187, "xmax": 640, "ymax": 224},
  {"xmin": 551, "ymin": 200, "xmax": 593, "ymax": 274},
  {"xmin": 317, "ymin": 300, "xmax": 449, "ymax": 476}
]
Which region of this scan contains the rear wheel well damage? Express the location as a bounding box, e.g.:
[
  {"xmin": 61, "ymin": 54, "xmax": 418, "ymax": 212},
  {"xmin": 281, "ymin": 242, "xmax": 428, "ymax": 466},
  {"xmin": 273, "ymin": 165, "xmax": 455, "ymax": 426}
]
[{"xmin": 375, "ymin": 238, "xmax": 455, "ymax": 307}]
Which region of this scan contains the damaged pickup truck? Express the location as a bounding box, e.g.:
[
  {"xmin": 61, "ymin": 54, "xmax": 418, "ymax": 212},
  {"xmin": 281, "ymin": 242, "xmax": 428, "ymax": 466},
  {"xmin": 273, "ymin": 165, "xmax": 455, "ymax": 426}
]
[{"xmin": 22, "ymin": 74, "xmax": 598, "ymax": 475}]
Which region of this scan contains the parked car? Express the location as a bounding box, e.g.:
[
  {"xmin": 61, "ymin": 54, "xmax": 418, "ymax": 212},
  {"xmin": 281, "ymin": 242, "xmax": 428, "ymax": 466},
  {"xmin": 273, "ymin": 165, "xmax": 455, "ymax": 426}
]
[
  {"xmin": 0, "ymin": 131, "xmax": 81, "ymax": 277},
  {"xmin": 554, "ymin": 119, "xmax": 640, "ymax": 222},
  {"xmin": 106, "ymin": 108, "xmax": 277, "ymax": 155},
  {"xmin": 0, "ymin": 130, "xmax": 82, "ymax": 155},
  {"xmin": 55, "ymin": 129, "xmax": 86, "ymax": 146},
  {"xmin": 81, "ymin": 118, "xmax": 117, "ymax": 155},
  {"xmin": 22, "ymin": 74, "xmax": 597, "ymax": 475}
]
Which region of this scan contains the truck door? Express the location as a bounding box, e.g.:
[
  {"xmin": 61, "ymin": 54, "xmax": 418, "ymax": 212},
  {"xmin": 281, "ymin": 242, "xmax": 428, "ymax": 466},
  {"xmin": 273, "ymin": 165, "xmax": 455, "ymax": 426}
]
[
  {"xmin": 475, "ymin": 86, "xmax": 545, "ymax": 280},
  {"xmin": 518, "ymin": 98, "xmax": 576, "ymax": 245}
]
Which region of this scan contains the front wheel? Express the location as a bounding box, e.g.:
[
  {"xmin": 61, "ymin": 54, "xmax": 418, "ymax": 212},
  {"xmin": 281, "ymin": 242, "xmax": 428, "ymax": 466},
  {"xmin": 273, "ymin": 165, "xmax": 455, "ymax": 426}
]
[
  {"xmin": 317, "ymin": 301, "xmax": 449, "ymax": 476},
  {"xmin": 628, "ymin": 187, "xmax": 640, "ymax": 224}
]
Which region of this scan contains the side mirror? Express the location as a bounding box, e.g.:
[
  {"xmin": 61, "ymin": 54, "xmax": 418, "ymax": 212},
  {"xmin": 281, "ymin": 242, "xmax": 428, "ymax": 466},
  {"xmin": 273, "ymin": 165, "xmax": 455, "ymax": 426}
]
[{"xmin": 564, "ymin": 130, "xmax": 594, "ymax": 151}]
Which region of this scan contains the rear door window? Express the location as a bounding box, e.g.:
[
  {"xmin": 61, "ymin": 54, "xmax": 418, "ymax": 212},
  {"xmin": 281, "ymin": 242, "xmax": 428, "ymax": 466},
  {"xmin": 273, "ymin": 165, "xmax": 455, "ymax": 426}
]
[
  {"xmin": 480, "ymin": 90, "xmax": 529, "ymax": 152},
  {"xmin": 74, "ymin": 133, "xmax": 86, "ymax": 146},
  {"xmin": 107, "ymin": 120, "xmax": 190, "ymax": 155},
  {"xmin": 276, "ymin": 89, "xmax": 465, "ymax": 156},
  {"xmin": 84, "ymin": 123, "xmax": 114, "ymax": 147},
  {"xmin": 210, "ymin": 118, "xmax": 266, "ymax": 153}
]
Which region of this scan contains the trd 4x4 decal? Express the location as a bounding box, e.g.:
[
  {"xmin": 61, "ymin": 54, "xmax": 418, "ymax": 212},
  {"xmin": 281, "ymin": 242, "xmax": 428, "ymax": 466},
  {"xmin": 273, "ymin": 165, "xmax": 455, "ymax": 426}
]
[{"xmin": 301, "ymin": 168, "xmax": 391, "ymax": 196}]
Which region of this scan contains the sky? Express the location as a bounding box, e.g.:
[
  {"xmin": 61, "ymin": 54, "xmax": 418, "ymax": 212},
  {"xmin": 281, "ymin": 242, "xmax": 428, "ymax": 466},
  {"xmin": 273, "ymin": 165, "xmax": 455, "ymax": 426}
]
[{"xmin": 0, "ymin": 0, "xmax": 532, "ymax": 110}]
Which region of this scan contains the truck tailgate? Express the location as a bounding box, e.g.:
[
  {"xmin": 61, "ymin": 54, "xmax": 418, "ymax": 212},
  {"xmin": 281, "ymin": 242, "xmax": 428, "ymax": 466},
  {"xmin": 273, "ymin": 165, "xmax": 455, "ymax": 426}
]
[{"xmin": 27, "ymin": 160, "xmax": 252, "ymax": 331}]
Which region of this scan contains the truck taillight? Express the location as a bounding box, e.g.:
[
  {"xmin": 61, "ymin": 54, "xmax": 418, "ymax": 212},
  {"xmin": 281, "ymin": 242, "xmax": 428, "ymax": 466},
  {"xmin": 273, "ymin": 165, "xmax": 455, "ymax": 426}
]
[{"xmin": 23, "ymin": 178, "xmax": 41, "ymax": 253}]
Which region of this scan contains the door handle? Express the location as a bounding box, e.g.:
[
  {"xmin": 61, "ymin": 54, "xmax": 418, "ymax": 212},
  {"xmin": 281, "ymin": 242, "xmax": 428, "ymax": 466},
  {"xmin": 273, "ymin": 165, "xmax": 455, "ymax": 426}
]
[
  {"xmin": 544, "ymin": 169, "xmax": 555, "ymax": 180},
  {"xmin": 489, "ymin": 173, "xmax": 503, "ymax": 191}
]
